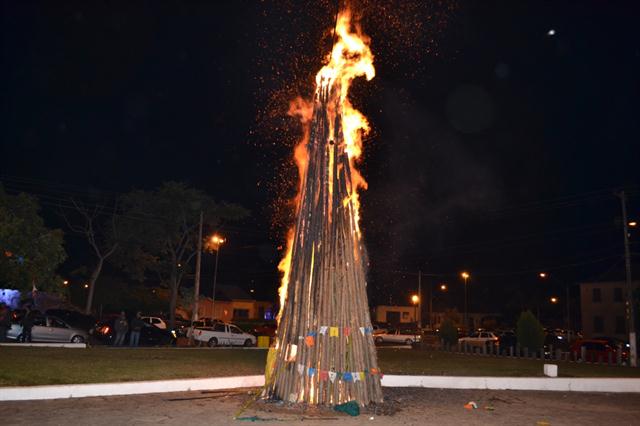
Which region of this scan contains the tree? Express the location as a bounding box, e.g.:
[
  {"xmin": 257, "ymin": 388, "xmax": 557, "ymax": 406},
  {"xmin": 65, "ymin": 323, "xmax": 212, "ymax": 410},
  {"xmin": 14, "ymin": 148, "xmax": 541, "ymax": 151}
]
[
  {"xmin": 516, "ymin": 310, "xmax": 544, "ymax": 351},
  {"xmin": 60, "ymin": 198, "xmax": 119, "ymax": 314},
  {"xmin": 0, "ymin": 185, "xmax": 67, "ymax": 292},
  {"xmin": 113, "ymin": 182, "xmax": 248, "ymax": 328}
]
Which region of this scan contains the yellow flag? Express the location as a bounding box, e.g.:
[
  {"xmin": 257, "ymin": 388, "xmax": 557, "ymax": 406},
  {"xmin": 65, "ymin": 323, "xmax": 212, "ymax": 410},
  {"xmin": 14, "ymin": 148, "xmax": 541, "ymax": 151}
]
[{"xmin": 329, "ymin": 327, "xmax": 339, "ymax": 337}]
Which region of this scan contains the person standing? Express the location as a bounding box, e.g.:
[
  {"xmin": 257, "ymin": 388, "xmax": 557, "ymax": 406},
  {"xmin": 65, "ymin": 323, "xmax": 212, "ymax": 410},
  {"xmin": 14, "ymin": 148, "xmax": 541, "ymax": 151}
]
[
  {"xmin": 129, "ymin": 312, "xmax": 144, "ymax": 347},
  {"xmin": 0, "ymin": 304, "xmax": 10, "ymax": 342},
  {"xmin": 21, "ymin": 307, "xmax": 34, "ymax": 343},
  {"xmin": 114, "ymin": 311, "xmax": 128, "ymax": 346}
]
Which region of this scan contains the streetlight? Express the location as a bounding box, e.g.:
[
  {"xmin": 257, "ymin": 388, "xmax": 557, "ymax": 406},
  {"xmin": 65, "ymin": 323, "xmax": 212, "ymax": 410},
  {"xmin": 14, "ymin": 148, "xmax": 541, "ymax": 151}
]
[
  {"xmin": 539, "ymin": 272, "xmax": 547, "ymax": 279},
  {"xmin": 440, "ymin": 284, "xmax": 447, "ymax": 291},
  {"xmin": 629, "ymin": 221, "xmax": 637, "ymax": 228},
  {"xmin": 461, "ymin": 272, "xmax": 470, "ymax": 331},
  {"xmin": 207, "ymin": 234, "xmax": 225, "ymax": 320},
  {"xmin": 550, "ymin": 296, "xmax": 558, "ymax": 304},
  {"xmin": 411, "ymin": 294, "xmax": 419, "ymax": 343}
]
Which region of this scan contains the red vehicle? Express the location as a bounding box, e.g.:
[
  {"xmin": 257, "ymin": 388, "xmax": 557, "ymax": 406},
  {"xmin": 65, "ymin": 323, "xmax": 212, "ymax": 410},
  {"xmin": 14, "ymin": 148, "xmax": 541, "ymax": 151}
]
[{"xmin": 570, "ymin": 338, "xmax": 628, "ymax": 363}]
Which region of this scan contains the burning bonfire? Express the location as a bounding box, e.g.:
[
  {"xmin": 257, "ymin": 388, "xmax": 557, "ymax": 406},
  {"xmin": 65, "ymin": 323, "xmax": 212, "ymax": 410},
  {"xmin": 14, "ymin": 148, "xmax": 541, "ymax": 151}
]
[{"xmin": 264, "ymin": 8, "xmax": 383, "ymax": 406}]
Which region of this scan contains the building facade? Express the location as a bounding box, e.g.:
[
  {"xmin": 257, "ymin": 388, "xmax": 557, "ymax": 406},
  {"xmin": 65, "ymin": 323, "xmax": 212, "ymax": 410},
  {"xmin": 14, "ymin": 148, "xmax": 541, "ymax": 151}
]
[
  {"xmin": 580, "ymin": 280, "xmax": 639, "ymax": 339},
  {"xmin": 178, "ymin": 285, "xmax": 274, "ymax": 322},
  {"xmin": 373, "ymin": 305, "xmax": 419, "ymax": 324}
]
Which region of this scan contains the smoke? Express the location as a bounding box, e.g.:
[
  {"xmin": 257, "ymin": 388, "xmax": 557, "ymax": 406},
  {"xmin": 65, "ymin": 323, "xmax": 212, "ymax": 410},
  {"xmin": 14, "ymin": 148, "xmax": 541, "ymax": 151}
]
[{"xmin": 361, "ymin": 85, "xmax": 503, "ymax": 266}]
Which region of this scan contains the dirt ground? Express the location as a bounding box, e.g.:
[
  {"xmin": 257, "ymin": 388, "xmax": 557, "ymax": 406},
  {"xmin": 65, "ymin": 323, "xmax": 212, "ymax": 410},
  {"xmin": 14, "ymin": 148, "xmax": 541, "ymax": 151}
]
[{"xmin": 3, "ymin": 387, "xmax": 640, "ymax": 426}]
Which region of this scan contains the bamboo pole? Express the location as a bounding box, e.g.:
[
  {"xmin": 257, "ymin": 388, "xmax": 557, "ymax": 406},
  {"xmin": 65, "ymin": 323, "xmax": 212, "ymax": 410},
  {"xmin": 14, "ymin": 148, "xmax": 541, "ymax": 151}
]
[{"xmin": 266, "ymin": 82, "xmax": 382, "ymax": 406}]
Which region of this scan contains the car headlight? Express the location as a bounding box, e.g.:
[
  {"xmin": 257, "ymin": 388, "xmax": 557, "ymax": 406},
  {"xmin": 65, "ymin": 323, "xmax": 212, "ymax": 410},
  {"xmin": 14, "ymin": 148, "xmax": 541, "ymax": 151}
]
[{"xmin": 171, "ymin": 330, "xmax": 177, "ymax": 338}]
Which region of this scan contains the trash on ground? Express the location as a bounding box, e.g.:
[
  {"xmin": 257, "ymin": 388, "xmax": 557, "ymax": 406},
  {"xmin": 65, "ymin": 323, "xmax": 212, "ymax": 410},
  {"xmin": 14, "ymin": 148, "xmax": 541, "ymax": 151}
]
[
  {"xmin": 235, "ymin": 416, "xmax": 283, "ymax": 422},
  {"xmin": 334, "ymin": 400, "xmax": 361, "ymax": 416},
  {"xmin": 464, "ymin": 401, "xmax": 478, "ymax": 410}
]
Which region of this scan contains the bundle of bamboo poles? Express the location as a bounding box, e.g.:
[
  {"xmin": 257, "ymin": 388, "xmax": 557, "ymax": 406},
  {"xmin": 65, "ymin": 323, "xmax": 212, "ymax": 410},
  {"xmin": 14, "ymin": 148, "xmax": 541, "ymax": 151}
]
[{"xmin": 264, "ymin": 82, "xmax": 383, "ymax": 406}]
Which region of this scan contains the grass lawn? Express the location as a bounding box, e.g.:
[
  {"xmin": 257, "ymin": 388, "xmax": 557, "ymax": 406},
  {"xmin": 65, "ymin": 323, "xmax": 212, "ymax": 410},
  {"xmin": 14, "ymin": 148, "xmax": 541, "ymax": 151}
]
[{"xmin": 0, "ymin": 347, "xmax": 638, "ymax": 387}]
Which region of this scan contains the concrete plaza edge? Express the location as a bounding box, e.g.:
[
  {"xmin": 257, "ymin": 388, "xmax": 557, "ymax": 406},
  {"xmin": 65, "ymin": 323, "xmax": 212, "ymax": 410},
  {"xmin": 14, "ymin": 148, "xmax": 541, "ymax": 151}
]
[{"xmin": 2, "ymin": 375, "xmax": 640, "ymax": 401}]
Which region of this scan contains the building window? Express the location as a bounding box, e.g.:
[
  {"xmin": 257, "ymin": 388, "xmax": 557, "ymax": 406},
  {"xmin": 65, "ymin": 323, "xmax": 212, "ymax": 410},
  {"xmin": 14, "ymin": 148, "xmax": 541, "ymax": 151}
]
[
  {"xmin": 233, "ymin": 309, "xmax": 249, "ymax": 319},
  {"xmin": 593, "ymin": 316, "xmax": 604, "ymax": 333},
  {"xmin": 614, "ymin": 288, "xmax": 623, "ymax": 303},
  {"xmin": 615, "ymin": 316, "xmax": 626, "ymax": 334},
  {"xmin": 592, "ymin": 288, "xmax": 602, "ymax": 303}
]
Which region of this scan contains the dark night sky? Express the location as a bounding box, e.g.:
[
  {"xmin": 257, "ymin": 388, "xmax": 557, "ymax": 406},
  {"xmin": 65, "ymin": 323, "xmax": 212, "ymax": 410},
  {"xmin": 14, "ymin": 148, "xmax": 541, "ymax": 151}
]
[{"xmin": 2, "ymin": 1, "xmax": 639, "ymax": 318}]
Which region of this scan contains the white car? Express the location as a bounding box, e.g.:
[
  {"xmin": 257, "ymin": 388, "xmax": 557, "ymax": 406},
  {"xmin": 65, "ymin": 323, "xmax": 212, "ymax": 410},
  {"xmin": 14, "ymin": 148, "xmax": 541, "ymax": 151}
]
[
  {"xmin": 191, "ymin": 322, "xmax": 256, "ymax": 347},
  {"xmin": 374, "ymin": 327, "xmax": 421, "ymax": 345},
  {"xmin": 141, "ymin": 316, "xmax": 167, "ymax": 330},
  {"xmin": 458, "ymin": 331, "xmax": 499, "ymax": 347}
]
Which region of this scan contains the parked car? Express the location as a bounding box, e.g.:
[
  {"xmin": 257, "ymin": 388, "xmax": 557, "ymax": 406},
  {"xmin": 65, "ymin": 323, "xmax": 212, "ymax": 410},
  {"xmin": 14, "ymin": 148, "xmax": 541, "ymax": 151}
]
[
  {"xmin": 92, "ymin": 318, "xmax": 176, "ymax": 346},
  {"xmin": 372, "ymin": 324, "xmax": 388, "ymax": 335},
  {"xmin": 191, "ymin": 322, "xmax": 256, "ymax": 347},
  {"xmin": 544, "ymin": 330, "xmax": 571, "ymax": 354},
  {"xmin": 570, "ymin": 338, "xmax": 628, "ymax": 362},
  {"xmin": 251, "ymin": 322, "xmax": 277, "ymax": 337},
  {"xmin": 141, "ymin": 316, "xmax": 167, "ymax": 330},
  {"xmin": 45, "ymin": 309, "xmax": 97, "ymax": 332},
  {"xmin": 374, "ymin": 327, "xmax": 421, "ymax": 345},
  {"xmin": 191, "ymin": 317, "xmax": 222, "ymax": 328},
  {"xmin": 7, "ymin": 315, "xmax": 89, "ymax": 343},
  {"xmin": 458, "ymin": 331, "xmax": 499, "ymax": 348}
]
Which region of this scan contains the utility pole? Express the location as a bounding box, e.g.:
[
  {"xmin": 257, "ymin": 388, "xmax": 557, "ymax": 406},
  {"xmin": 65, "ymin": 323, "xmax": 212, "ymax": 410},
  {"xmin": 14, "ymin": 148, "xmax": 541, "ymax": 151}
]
[
  {"xmin": 211, "ymin": 241, "xmax": 221, "ymax": 319},
  {"xmin": 428, "ymin": 276, "xmax": 433, "ymax": 330},
  {"xmin": 191, "ymin": 211, "xmax": 203, "ymax": 325},
  {"xmin": 618, "ymin": 190, "xmax": 637, "ymax": 367},
  {"xmin": 417, "ymin": 270, "xmax": 422, "ymax": 329},
  {"xmin": 566, "ymin": 283, "xmax": 571, "ymax": 331}
]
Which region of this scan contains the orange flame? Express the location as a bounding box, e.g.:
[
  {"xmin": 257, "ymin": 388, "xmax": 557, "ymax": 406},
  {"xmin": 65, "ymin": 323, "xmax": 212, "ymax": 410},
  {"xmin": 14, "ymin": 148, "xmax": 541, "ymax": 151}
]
[{"xmin": 277, "ymin": 8, "xmax": 374, "ymax": 322}]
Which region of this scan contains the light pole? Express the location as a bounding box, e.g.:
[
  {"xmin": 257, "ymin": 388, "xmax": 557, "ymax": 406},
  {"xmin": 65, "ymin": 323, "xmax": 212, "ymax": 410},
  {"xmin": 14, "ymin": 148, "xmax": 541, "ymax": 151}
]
[
  {"xmin": 208, "ymin": 234, "xmax": 225, "ymax": 321},
  {"xmin": 411, "ymin": 294, "xmax": 419, "ymax": 342},
  {"xmin": 461, "ymin": 272, "xmax": 470, "ymax": 332},
  {"xmin": 617, "ymin": 190, "xmax": 637, "ymax": 368},
  {"xmin": 539, "ymin": 272, "xmax": 569, "ymax": 330}
]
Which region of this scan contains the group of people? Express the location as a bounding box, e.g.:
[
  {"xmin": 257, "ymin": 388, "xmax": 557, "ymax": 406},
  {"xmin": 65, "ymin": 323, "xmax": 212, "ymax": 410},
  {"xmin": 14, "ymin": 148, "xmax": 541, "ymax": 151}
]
[
  {"xmin": 0, "ymin": 303, "xmax": 34, "ymax": 343},
  {"xmin": 113, "ymin": 311, "xmax": 145, "ymax": 347},
  {"xmin": 0, "ymin": 303, "xmax": 12, "ymax": 342}
]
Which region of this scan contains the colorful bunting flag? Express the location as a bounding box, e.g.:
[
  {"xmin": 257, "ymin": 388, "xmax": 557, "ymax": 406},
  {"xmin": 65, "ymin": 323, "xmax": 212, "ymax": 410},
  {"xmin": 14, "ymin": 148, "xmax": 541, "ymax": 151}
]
[
  {"xmin": 304, "ymin": 335, "xmax": 315, "ymax": 347},
  {"xmin": 329, "ymin": 327, "xmax": 339, "ymax": 337},
  {"xmin": 319, "ymin": 326, "xmax": 328, "ymax": 335},
  {"xmin": 297, "ymin": 364, "xmax": 305, "ymax": 375},
  {"xmin": 329, "ymin": 371, "xmax": 337, "ymax": 383},
  {"xmin": 308, "ymin": 367, "xmax": 316, "ymax": 377},
  {"xmin": 342, "ymin": 372, "xmax": 353, "ymax": 382},
  {"xmin": 319, "ymin": 370, "xmax": 329, "ymax": 381}
]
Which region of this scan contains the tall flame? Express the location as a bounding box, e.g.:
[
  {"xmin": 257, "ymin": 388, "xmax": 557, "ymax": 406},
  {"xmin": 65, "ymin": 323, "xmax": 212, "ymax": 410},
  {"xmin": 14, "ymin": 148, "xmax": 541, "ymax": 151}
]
[{"xmin": 277, "ymin": 8, "xmax": 374, "ymax": 322}]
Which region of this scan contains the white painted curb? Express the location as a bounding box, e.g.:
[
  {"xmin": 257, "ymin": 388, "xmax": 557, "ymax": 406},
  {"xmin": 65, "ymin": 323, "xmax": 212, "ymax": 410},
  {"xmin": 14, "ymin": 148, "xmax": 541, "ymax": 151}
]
[
  {"xmin": 0, "ymin": 376, "xmax": 265, "ymax": 401},
  {"xmin": 381, "ymin": 375, "xmax": 640, "ymax": 393},
  {"xmin": 0, "ymin": 343, "xmax": 86, "ymax": 349},
  {"xmin": 2, "ymin": 374, "xmax": 640, "ymax": 402}
]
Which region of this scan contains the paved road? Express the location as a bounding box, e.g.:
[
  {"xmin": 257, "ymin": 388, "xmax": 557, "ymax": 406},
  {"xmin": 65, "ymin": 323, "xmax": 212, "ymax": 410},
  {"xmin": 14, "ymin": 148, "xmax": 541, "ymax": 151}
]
[{"xmin": 3, "ymin": 387, "xmax": 640, "ymax": 425}]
